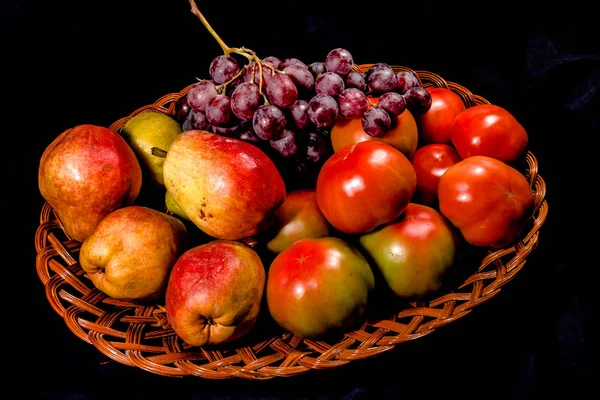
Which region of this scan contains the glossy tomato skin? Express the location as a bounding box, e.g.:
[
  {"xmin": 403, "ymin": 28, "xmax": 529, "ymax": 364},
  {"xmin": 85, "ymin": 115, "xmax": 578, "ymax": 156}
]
[
  {"xmin": 316, "ymin": 141, "xmax": 417, "ymax": 234},
  {"xmin": 330, "ymin": 97, "xmax": 418, "ymax": 161},
  {"xmin": 438, "ymin": 155, "xmax": 534, "ymax": 248},
  {"xmin": 266, "ymin": 237, "xmax": 375, "ymax": 339},
  {"xmin": 411, "ymin": 143, "xmax": 462, "ymax": 206},
  {"xmin": 450, "ymin": 104, "xmax": 529, "ymax": 163},
  {"xmin": 266, "ymin": 188, "xmax": 330, "ymax": 253},
  {"xmin": 359, "ymin": 203, "xmax": 460, "ymax": 299},
  {"xmin": 416, "ymin": 87, "xmax": 466, "ymax": 144}
]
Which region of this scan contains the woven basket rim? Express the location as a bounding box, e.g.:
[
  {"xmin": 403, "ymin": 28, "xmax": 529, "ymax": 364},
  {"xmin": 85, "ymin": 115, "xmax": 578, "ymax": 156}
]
[{"xmin": 34, "ymin": 64, "xmax": 549, "ymax": 380}]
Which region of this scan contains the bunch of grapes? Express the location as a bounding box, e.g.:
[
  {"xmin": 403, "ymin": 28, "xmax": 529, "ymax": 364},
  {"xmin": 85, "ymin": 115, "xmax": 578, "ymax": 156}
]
[{"xmin": 174, "ymin": 43, "xmax": 431, "ymax": 188}]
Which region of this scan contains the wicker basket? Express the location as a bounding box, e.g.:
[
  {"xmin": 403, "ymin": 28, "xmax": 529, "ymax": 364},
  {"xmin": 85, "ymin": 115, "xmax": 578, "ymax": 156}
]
[{"xmin": 34, "ymin": 65, "xmax": 548, "ymax": 380}]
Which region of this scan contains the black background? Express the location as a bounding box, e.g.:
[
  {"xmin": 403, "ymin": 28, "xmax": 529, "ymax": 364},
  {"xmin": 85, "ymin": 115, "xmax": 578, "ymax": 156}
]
[{"xmin": 3, "ymin": 1, "xmax": 593, "ymax": 398}]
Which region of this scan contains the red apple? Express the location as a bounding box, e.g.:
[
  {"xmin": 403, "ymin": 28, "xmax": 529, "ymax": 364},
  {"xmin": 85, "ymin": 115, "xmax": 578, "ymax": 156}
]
[
  {"xmin": 165, "ymin": 240, "xmax": 266, "ymax": 347},
  {"xmin": 38, "ymin": 124, "xmax": 142, "ymax": 242},
  {"xmin": 163, "ymin": 130, "xmax": 286, "ymax": 240},
  {"xmin": 266, "ymin": 237, "xmax": 375, "ymax": 339}
]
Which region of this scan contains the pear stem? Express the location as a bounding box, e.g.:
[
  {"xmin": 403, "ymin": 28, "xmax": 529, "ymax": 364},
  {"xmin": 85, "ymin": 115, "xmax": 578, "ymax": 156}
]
[{"xmin": 151, "ymin": 147, "xmax": 168, "ymax": 158}]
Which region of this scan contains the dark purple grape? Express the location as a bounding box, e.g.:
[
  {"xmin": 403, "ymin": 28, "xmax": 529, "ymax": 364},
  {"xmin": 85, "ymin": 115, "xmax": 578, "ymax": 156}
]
[
  {"xmin": 308, "ymin": 62, "xmax": 325, "ymax": 78},
  {"xmin": 243, "ymin": 62, "xmax": 260, "ymax": 85},
  {"xmin": 404, "ymin": 86, "xmax": 432, "ymax": 115},
  {"xmin": 377, "ymin": 91, "xmax": 407, "ymax": 116},
  {"xmin": 305, "ymin": 131, "xmax": 329, "ymax": 163},
  {"xmin": 366, "ymin": 63, "xmax": 391, "ymax": 77},
  {"xmin": 186, "ymin": 109, "xmax": 211, "ymax": 130},
  {"xmin": 270, "ymin": 129, "xmax": 299, "ymax": 158},
  {"xmin": 278, "ymin": 57, "xmax": 305, "ymax": 70},
  {"xmin": 315, "ymin": 72, "xmax": 345, "ymax": 97},
  {"xmin": 325, "ymin": 48, "xmax": 353, "ymax": 77},
  {"xmin": 263, "ymin": 56, "xmax": 282, "ymax": 69},
  {"xmin": 283, "ymin": 63, "xmax": 315, "ymax": 93},
  {"xmin": 237, "ymin": 121, "xmax": 262, "ymax": 144},
  {"xmin": 209, "ymin": 55, "xmax": 241, "ymax": 85},
  {"xmin": 345, "ymin": 71, "xmax": 367, "ymax": 92},
  {"xmin": 362, "ymin": 107, "xmax": 391, "ymax": 137},
  {"xmin": 205, "ymin": 94, "xmax": 235, "ymax": 127},
  {"xmin": 252, "ymin": 104, "xmax": 286, "ymax": 140},
  {"xmin": 396, "ymin": 70, "xmax": 420, "ymax": 94},
  {"xmin": 289, "ymin": 100, "xmax": 310, "ymax": 131},
  {"xmin": 187, "ymin": 80, "xmax": 218, "ymax": 111},
  {"xmin": 266, "ymin": 73, "xmax": 299, "ymax": 108},
  {"xmin": 182, "ymin": 115, "xmax": 193, "ymax": 131},
  {"xmin": 175, "ymin": 94, "xmax": 192, "ymax": 123},
  {"xmin": 367, "ymin": 67, "xmax": 398, "ymax": 93},
  {"xmin": 211, "ymin": 123, "xmax": 241, "ymax": 136},
  {"xmin": 307, "ymin": 94, "xmax": 339, "ymax": 127},
  {"xmin": 338, "ymin": 88, "xmax": 369, "ymax": 118},
  {"xmin": 231, "ymin": 82, "xmax": 262, "ymax": 121}
]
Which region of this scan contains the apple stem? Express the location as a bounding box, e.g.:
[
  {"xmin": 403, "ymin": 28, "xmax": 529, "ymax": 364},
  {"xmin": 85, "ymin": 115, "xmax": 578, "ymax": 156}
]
[{"xmin": 151, "ymin": 147, "xmax": 168, "ymax": 158}]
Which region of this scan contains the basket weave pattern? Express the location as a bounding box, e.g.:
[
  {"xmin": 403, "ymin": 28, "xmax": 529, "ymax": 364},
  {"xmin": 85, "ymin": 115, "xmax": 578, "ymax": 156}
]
[{"xmin": 35, "ymin": 66, "xmax": 548, "ymax": 379}]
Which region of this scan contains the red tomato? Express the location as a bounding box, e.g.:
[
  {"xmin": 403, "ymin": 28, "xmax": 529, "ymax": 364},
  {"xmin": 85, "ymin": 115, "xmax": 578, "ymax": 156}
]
[
  {"xmin": 359, "ymin": 203, "xmax": 460, "ymax": 299},
  {"xmin": 266, "ymin": 237, "xmax": 375, "ymax": 339},
  {"xmin": 266, "ymin": 188, "xmax": 330, "ymax": 253},
  {"xmin": 416, "ymin": 87, "xmax": 466, "ymax": 144},
  {"xmin": 450, "ymin": 104, "xmax": 529, "ymax": 163},
  {"xmin": 316, "ymin": 141, "xmax": 417, "ymax": 234},
  {"xmin": 411, "ymin": 143, "xmax": 462, "ymax": 206},
  {"xmin": 330, "ymin": 97, "xmax": 419, "ymax": 161},
  {"xmin": 437, "ymin": 155, "xmax": 535, "ymax": 248}
]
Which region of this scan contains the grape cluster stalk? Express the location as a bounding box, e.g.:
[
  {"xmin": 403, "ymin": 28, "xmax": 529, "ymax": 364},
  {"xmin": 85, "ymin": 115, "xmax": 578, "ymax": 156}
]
[{"xmin": 177, "ymin": 0, "xmax": 432, "ymax": 186}]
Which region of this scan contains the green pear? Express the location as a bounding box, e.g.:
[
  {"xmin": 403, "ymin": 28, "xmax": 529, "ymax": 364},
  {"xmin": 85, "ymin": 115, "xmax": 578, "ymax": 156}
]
[
  {"xmin": 165, "ymin": 190, "xmax": 190, "ymax": 221},
  {"xmin": 120, "ymin": 110, "xmax": 182, "ymax": 187}
]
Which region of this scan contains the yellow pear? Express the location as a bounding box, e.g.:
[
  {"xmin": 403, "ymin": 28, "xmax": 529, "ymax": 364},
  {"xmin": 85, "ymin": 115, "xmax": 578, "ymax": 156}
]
[{"xmin": 120, "ymin": 110, "xmax": 182, "ymax": 187}]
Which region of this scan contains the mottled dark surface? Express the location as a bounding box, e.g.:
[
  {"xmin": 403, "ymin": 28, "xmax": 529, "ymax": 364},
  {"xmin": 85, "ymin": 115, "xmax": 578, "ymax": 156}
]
[{"xmin": 4, "ymin": 0, "xmax": 593, "ymax": 398}]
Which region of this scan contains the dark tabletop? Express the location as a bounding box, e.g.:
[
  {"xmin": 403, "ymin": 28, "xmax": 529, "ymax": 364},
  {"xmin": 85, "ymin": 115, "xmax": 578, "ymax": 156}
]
[{"xmin": 3, "ymin": 1, "xmax": 593, "ymax": 398}]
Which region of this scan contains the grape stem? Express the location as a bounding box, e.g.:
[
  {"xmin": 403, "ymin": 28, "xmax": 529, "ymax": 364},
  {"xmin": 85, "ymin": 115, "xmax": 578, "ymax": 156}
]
[
  {"xmin": 189, "ymin": 0, "xmax": 256, "ymax": 61},
  {"xmin": 189, "ymin": 0, "xmax": 280, "ymax": 98},
  {"xmin": 188, "ymin": 0, "xmax": 232, "ymax": 56}
]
